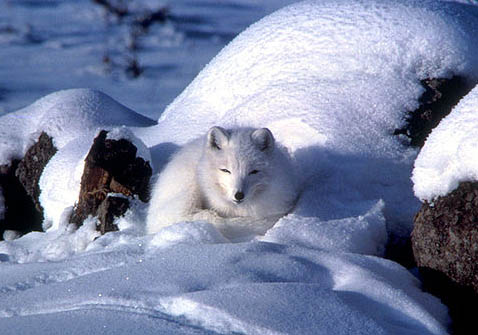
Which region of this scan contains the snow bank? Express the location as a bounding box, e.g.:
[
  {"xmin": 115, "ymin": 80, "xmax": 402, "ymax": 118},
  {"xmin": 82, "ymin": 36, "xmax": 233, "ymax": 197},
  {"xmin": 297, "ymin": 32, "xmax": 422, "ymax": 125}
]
[
  {"xmin": 135, "ymin": 0, "xmax": 478, "ymax": 237},
  {"xmin": 146, "ymin": 0, "xmax": 478, "ymax": 150},
  {"xmin": 413, "ymin": 83, "xmax": 478, "ymax": 201}
]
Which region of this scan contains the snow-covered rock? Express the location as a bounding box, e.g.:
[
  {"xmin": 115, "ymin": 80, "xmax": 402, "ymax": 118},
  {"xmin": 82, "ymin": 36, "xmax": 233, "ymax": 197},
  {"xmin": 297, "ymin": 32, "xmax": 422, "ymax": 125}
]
[
  {"xmin": 0, "ymin": 88, "xmax": 155, "ymax": 166},
  {"xmin": 69, "ymin": 130, "xmax": 152, "ymax": 234},
  {"xmin": 0, "ymin": 89, "xmax": 156, "ymax": 231},
  {"xmin": 147, "ymin": 0, "xmax": 478, "ymax": 150},
  {"xmin": 411, "ymin": 81, "xmax": 478, "ymax": 334},
  {"xmin": 413, "ymin": 84, "xmax": 478, "ymax": 202}
]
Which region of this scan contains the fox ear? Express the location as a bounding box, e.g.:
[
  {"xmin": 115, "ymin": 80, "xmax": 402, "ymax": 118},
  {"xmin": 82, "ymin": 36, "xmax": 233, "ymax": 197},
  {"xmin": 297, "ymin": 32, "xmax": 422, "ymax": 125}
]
[
  {"xmin": 207, "ymin": 126, "xmax": 229, "ymax": 150},
  {"xmin": 251, "ymin": 128, "xmax": 275, "ymax": 152}
]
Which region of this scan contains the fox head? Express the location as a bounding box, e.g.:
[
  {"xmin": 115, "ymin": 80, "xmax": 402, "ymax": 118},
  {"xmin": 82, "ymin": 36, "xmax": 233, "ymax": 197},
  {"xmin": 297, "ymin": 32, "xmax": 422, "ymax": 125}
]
[{"xmin": 201, "ymin": 126, "xmax": 276, "ymax": 208}]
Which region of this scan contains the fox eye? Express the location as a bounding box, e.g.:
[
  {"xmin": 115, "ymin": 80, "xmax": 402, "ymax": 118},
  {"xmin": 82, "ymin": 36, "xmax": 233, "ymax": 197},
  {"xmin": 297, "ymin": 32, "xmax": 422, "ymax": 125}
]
[
  {"xmin": 249, "ymin": 169, "xmax": 259, "ymax": 175},
  {"xmin": 220, "ymin": 168, "xmax": 231, "ymax": 174}
]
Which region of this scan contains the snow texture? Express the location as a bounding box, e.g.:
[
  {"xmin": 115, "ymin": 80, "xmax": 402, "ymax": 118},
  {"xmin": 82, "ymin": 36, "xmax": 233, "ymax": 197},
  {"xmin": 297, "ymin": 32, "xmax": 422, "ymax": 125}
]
[
  {"xmin": 151, "ymin": 0, "xmax": 478, "ymax": 150},
  {"xmin": 413, "ymin": 84, "xmax": 478, "ymax": 201},
  {"xmin": 0, "ymin": 234, "xmax": 450, "ymax": 335},
  {"xmin": 260, "ymin": 199, "xmax": 387, "ymax": 256},
  {"xmin": 0, "ymin": 88, "xmax": 155, "ymax": 166},
  {"xmin": 2, "ymin": 0, "xmax": 478, "ymax": 333},
  {"xmin": 135, "ymin": 0, "xmax": 478, "ymax": 238}
]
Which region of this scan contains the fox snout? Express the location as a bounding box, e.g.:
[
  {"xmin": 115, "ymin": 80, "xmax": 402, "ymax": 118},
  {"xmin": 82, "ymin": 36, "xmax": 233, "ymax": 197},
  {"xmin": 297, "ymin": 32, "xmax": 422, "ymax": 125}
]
[
  {"xmin": 227, "ymin": 176, "xmax": 247, "ymax": 204},
  {"xmin": 234, "ymin": 191, "xmax": 245, "ymax": 203}
]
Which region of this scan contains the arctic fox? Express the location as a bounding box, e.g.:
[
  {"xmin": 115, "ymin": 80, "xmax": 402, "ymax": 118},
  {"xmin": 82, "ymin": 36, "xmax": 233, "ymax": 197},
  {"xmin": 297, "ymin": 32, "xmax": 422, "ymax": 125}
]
[{"xmin": 146, "ymin": 126, "xmax": 298, "ymax": 238}]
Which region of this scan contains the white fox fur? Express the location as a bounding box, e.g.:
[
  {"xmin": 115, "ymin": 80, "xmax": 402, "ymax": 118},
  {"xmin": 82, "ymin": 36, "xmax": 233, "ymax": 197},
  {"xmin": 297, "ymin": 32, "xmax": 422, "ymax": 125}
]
[{"xmin": 146, "ymin": 126, "xmax": 299, "ymax": 238}]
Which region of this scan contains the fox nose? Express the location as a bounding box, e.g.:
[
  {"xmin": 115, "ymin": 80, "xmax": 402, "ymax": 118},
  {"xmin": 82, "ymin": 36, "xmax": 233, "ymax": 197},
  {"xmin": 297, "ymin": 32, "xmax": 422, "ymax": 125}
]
[{"xmin": 234, "ymin": 191, "xmax": 244, "ymax": 201}]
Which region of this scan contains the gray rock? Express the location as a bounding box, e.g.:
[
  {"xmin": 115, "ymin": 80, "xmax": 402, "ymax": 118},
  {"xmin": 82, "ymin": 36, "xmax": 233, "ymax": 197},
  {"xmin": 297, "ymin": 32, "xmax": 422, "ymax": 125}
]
[
  {"xmin": 412, "ymin": 181, "xmax": 478, "ymax": 291},
  {"xmin": 412, "ymin": 181, "xmax": 478, "ymax": 334}
]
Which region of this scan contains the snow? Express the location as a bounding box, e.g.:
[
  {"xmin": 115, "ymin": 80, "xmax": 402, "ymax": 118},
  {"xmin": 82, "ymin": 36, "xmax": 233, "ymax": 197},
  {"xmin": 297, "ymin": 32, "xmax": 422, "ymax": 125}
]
[
  {"xmin": 135, "ymin": 0, "xmax": 478, "ymax": 239},
  {"xmin": 0, "ymin": 236, "xmax": 450, "ymax": 334},
  {"xmin": 38, "ymin": 136, "xmax": 92, "ymax": 231},
  {"xmin": 0, "ymin": 88, "xmax": 155, "ymax": 166},
  {"xmin": 2, "ymin": 0, "xmax": 478, "ymax": 333},
  {"xmin": 151, "ymin": 0, "xmax": 478, "ymax": 150},
  {"xmin": 261, "ymin": 200, "xmax": 387, "ymax": 256},
  {"xmin": 0, "ymin": 88, "xmax": 156, "ymax": 230},
  {"xmin": 413, "ymin": 84, "xmax": 478, "ymax": 201},
  {"xmin": 0, "ymin": 0, "xmax": 297, "ymax": 119}
]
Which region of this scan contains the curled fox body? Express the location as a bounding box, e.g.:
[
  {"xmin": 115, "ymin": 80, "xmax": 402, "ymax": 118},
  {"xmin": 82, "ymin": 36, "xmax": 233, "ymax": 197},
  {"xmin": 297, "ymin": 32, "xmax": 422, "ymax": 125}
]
[{"xmin": 146, "ymin": 126, "xmax": 298, "ymax": 236}]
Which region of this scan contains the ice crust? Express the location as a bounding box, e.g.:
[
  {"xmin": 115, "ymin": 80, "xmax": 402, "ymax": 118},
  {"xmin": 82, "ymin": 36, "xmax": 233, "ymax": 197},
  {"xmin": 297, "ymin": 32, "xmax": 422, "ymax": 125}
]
[{"xmin": 2, "ymin": 0, "xmax": 478, "ymax": 333}]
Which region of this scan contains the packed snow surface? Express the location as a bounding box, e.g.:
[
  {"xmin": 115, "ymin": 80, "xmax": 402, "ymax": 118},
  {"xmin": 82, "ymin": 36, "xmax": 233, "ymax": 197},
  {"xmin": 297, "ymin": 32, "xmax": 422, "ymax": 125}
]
[{"xmin": 2, "ymin": 0, "xmax": 478, "ymax": 333}]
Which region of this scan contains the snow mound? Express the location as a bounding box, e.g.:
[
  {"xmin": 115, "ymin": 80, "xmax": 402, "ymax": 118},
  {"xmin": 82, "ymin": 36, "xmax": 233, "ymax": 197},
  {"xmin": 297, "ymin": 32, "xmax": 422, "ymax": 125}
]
[
  {"xmin": 413, "ymin": 83, "xmax": 478, "ymax": 201},
  {"xmin": 149, "ymin": 0, "xmax": 478, "ymax": 153},
  {"xmin": 134, "ymin": 0, "xmax": 478, "ymax": 237},
  {"xmin": 0, "ymin": 88, "xmax": 155, "ymax": 166}
]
